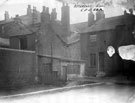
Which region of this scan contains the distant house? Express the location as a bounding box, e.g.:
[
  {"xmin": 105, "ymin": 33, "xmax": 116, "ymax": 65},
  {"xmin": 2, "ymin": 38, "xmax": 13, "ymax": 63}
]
[{"xmin": 80, "ymin": 10, "xmax": 135, "ymax": 76}]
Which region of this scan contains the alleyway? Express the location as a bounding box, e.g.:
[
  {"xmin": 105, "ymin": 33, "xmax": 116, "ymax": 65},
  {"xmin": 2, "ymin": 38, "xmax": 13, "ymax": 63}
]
[{"xmin": 1, "ymin": 83, "xmax": 135, "ymax": 103}]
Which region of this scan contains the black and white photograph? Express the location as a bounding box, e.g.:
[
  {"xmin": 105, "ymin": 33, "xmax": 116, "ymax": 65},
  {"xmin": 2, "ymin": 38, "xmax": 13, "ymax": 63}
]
[{"xmin": 0, "ymin": 0, "xmax": 135, "ymax": 103}]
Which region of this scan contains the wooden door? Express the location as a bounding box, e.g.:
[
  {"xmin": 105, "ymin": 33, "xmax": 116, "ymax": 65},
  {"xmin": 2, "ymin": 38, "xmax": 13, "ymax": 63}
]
[
  {"xmin": 62, "ymin": 66, "xmax": 67, "ymax": 82},
  {"xmin": 99, "ymin": 52, "xmax": 105, "ymax": 72}
]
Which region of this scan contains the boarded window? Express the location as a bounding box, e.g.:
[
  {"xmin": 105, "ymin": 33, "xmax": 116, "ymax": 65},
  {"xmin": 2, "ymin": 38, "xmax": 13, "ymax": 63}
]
[
  {"xmin": 90, "ymin": 53, "xmax": 96, "ymax": 67},
  {"xmin": 67, "ymin": 65, "xmax": 80, "ymax": 74},
  {"xmin": 90, "ymin": 35, "xmax": 97, "ymax": 42}
]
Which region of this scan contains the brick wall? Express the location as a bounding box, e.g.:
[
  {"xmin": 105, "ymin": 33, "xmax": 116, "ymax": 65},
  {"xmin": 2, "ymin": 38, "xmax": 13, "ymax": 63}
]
[
  {"xmin": 0, "ymin": 48, "xmax": 36, "ymax": 89},
  {"xmin": 38, "ymin": 56, "xmax": 61, "ymax": 85}
]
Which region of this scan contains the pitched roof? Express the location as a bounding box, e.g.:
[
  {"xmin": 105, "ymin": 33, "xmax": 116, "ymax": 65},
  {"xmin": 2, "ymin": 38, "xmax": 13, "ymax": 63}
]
[
  {"xmin": 0, "ymin": 15, "xmax": 87, "ymax": 44},
  {"xmin": 81, "ymin": 14, "xmax": 135, "ymax": 33},
  {"xmin": 0, "ymin": 21, "xmax": 33, "ymax": 38},
  {"xmin": 70, "ymin": 22, "xmax": 88, "ymax": 32},
  {"xmin": 0, "ymin": 9, "xmax": 41, "ymax": 25},
  {"xmin": 0, "ymin": 19, "xmax": 14, "ymax": 25},
  {"xmin": 51, "ymin": 21, "xmax": 84, "ymax": 45}
]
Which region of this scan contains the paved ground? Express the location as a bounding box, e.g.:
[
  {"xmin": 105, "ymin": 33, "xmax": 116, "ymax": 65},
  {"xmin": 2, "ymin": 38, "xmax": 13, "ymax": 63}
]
[{"xmin": 1, "ymin": 83, "xmax": 135, "ymax": 103}]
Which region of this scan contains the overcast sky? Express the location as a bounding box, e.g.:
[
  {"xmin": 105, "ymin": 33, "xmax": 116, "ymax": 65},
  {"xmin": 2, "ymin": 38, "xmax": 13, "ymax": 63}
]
[{"xmin": 0, "ymin": 0, "xmax": 126, "ymax": 24}]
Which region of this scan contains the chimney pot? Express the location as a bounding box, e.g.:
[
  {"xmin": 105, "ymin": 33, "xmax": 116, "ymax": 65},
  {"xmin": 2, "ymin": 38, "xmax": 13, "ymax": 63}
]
[
  {"xmin": 16, "ymin": 15, "xmax": 19, "ymax": 17},
  {"xmin": 124, "ymin": 10, "xmax": 128, "ymax": 15},
  {"xmin": 28, "ymin": 5, "xmax": 31, "ymax": 8},
  {"xmin": 14, "ymin": 14, "xmax": 21, "ymax": 23},
  {"xmin": 129, "ymin": 8, "xmax": 133, "ymax": 15},
  {"xmin": 33, "ymin": 6, "xmax": 36, "ymax": 10}
]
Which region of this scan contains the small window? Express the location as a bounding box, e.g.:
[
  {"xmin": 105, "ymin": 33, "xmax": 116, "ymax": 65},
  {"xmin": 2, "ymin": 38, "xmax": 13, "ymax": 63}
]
[
  {"xmin": 90, "ymin": 34, "xmax": 97, "ymax": 42},
  {"xmin": 90, "ymin": 35, "xmax": 97, "ymax": 42},
  {"xmin": 90, "ymin": 53, "xmax": 96, "ymax": 67}
]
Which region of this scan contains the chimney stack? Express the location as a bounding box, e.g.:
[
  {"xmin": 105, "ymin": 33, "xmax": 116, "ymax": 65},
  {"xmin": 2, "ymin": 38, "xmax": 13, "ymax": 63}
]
[
  {"xmin": 45, "ymin": 7, "xmax": 50, "ymax": 24},
  {"xmin": 51, "ymin": 8, "xmax": 57, "ymax": 21},
  {"xmin": 32, "ymin": 6, "xmax": 38, "ymax": 24},
  {"xmin": 96, "ymin": 10, "xmax": 105, "ymax": 21},
  {"xmin": 88, "ymin": 9, "xmax": 95, "ymax": 27},
  {"xmin": 124, "ymin": 10, "xmax": 128, "ymax": 15},
  {"xmin": 4, "ymin": 11, "xmax": 9, "ymax": 21},
  {"xmin": 41, "ymin": 6, "xmax": 46, "ymax": 23},
  {"xmin": 27, "ymin": 5, "xmax": 32, "ymax": 15},
  {"xmin": 61, "ymin": 3, "xmax": 70, "ymax": 31},
  {"xmin": 42, "ymin": 6, "xmax": 46, "ymax": 13},
  {"xmin": 41, "ymin": 6, "xmax": 50, "ymax": 25},
  {"xmin": 14, "ymin": 15, "xmax": 21, "ymax": 23}
]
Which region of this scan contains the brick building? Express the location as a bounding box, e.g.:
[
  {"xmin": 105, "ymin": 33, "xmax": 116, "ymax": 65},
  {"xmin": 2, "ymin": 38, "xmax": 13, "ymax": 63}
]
[
  {"xmin": 0, "ymin": 4, "xmax": 87, "ymax": 87},
  {"xmin": 80, "ymin": 10, "xmax": 135, "ymax": 76}
]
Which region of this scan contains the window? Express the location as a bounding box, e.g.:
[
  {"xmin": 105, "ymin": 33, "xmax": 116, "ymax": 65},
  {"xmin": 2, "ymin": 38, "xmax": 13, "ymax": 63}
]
[
  {"xmin": 1, "ymin": 25, "xmax": 5, "ymax": 34},
  {"xmin": 90, "ymin": 34, "xmax": 97, "ymax": 42},
  {"xmin": 20, "ymin": 37, "xmax": 27, "ymax": 50},
  {"xmin": 90, "ymin": 53, "xmax": 96, "ymax": 67},
  {"xmin": 67, "ymin": 65, "xmax": 80, "ymax": 74}
]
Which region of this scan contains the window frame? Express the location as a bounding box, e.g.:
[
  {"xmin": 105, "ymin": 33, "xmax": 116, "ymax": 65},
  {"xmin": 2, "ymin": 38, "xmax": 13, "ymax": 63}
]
[{"xmin": 90, "ymin": 34, "xmax": 97, "ymax": 42}]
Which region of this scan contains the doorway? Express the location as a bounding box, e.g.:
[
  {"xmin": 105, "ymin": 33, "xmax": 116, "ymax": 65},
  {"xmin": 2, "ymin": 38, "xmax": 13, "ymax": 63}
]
[{"xmin": 99, "ymin": 52, "xmax": 105, "ymax": 72}]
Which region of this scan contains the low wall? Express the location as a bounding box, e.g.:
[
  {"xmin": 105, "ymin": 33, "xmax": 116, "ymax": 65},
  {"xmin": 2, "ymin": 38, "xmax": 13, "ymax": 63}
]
[{"xmin": 0, "ymin": 48, "xmax": 36, "ymax": 89}]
